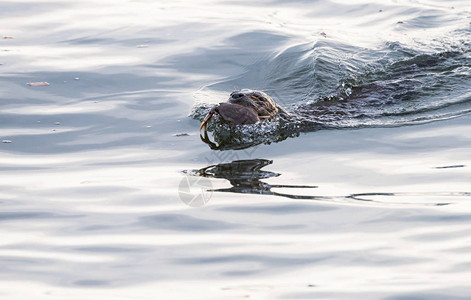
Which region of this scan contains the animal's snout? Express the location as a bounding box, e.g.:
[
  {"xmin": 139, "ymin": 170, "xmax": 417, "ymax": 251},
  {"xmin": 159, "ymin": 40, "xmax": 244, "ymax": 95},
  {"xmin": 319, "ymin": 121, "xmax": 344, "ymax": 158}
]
[{"xmin": 231, "ymin": 92, "xmax": 244, "ymax": 99}]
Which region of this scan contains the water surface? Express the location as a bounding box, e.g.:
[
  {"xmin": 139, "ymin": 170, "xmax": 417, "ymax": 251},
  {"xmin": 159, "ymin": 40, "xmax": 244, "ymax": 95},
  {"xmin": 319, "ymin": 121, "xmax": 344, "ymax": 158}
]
[{"xmin": 0, "ymin": 0, "xmax": 470, "ymax": 299}]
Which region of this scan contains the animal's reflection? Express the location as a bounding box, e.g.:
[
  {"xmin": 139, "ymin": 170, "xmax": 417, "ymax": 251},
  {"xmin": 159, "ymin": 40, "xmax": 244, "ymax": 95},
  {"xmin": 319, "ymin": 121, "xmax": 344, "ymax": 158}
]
[
  {"xmin": 192, "ymin": 159, "xmax": 323, "ymax": 200},
  {"xmin": 185, "ymin": 159, "xmax": 460, "ymax": 205}
]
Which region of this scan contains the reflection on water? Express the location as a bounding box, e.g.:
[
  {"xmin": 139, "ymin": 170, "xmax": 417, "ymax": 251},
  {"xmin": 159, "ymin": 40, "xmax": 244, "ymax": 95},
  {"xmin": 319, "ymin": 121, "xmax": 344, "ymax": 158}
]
[
  {"xmin": 186, "ymin": 159, "xmax": 470, "ymax": 206},
  {"xmin": 190, "ymin": 159, "xmax": 321, "ymax": 199}
]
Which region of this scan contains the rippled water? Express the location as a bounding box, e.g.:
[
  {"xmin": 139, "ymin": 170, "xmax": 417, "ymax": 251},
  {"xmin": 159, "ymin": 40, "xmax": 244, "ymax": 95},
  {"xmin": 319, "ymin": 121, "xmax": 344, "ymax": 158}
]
[
  {"xmin": 193, "ymin": 17, "xmax": 471, "ymax": 149},
  {"xmin": 1, "ymin": 0, "xmax": 471, "ymax": 299}
]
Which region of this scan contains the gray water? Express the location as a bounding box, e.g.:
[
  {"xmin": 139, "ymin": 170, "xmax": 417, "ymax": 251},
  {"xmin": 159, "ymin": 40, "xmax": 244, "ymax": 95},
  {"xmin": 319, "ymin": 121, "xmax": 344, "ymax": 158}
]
[{"xmin": 1, "ymin": 0, "xmax": 470, "ymax": 299}]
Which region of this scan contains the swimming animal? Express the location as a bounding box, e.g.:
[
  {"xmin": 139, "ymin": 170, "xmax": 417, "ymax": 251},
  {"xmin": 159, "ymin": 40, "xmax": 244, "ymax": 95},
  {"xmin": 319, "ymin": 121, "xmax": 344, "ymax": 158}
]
[{"xmin": 199, "ymin": 89, "xmax": 289, "ymax": 131}]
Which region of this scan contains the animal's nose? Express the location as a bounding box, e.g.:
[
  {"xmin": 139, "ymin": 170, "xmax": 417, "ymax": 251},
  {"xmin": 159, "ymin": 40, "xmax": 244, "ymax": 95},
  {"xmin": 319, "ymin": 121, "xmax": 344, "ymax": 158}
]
[{"xmin": 231, "ymin": 92, "xmax": 244, "ymax": 98}]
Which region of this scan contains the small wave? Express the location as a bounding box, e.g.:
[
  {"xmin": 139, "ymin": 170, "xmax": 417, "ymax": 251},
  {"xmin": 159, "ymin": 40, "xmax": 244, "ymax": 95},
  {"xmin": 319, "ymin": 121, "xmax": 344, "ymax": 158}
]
[{"xmin": 192, "ymin": 26, "xmax": 471, "ymax": 150}]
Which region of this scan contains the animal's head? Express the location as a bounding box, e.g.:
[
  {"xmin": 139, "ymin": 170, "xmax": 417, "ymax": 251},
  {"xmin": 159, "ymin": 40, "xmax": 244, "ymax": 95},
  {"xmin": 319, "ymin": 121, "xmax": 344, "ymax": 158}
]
[{"xmin": 228, "ymin": 89, "xmax": 278, "ymax": 119}]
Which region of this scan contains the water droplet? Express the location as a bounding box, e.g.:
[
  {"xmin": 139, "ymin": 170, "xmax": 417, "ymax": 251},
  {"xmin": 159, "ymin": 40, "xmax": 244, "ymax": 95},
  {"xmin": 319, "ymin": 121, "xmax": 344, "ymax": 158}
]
[{"xmin": 345, "ymin": 87, "xmax": 352, "ymax": 96}]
